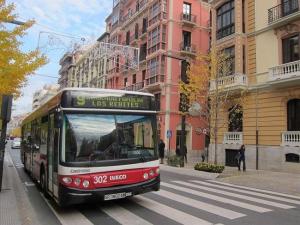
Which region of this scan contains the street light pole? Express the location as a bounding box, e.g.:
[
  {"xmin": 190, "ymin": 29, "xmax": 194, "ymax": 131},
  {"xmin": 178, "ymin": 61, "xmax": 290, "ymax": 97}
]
[{"xmin": 163, "ymin": 54, "xmax": 189, "ymax": 166}]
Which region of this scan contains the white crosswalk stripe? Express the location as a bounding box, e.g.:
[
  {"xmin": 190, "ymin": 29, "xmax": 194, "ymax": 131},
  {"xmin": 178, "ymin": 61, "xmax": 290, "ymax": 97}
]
[
  {"xmin": 162, "ymin": 182, "xmax": 271, "ymax": 213},
  {"xmin": 190, "ymin": 180, "xmax": 300, "ymax": 205},
  {"xmin": 100, "ymin": 203, "xmax": 154, "ymax": 225},
  {"xmin": 132, "ymin": 196, "xmax": 213, "ymax": 225},
  {"xmin": 154, "ymin": 189, "xmax": 246, "ymax": 219},
  {"xmin": 184, "ymin": 180, "xmax": 294, "ymax": 209},
  {"xmin": 209, "ymin": 180, "xmax": 300, "ymax": 200}
]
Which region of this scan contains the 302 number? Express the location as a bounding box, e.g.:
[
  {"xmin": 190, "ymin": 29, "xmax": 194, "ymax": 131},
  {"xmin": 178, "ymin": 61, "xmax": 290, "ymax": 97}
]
[{"xmin": 93, "ymin": 175, "xmax": 107, "ymax": 184}]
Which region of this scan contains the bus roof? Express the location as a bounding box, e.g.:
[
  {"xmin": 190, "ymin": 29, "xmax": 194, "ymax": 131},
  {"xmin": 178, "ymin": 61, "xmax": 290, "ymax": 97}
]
[{"xmin": 22, "ymin": 88, "xmax": 154, "ymax": 126}]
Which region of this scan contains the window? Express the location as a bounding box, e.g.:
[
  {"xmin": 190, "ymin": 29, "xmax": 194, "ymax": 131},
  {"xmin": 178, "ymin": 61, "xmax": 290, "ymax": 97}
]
[
  {"xmin": 126, "ymin": 31, "xmax": 130, "ymax": 45},
  {"xmin": 183, "ymin": 2, "xmax": 192, "ymax": 21},
  {"xmin": 287, "ymin": 99, "xmax": 300, "ymax": 131},
  {"xmin": 142, "ymin": 70, "xmax": 146, "ymax": 80},
  {"xmin": 124, "ymin": 78, "xmax": 128, "ymax": 87},
  {"xmin": 148, "ymin": 26, "xmax": 161, "ymax": 54},
  {"xmin": 282, "ymin": 34, "xmax": 299, "ymax": 63},
  {"xmin": 217, "ymin": 0, "xmax": 235, "ymax": 39},
  {"xmin": 140, "ymin": 43, "xmax": 147, "ymax": 61},
  {"xmin": 142, "ymin": 18, "xmax": 148, "ymax": 33},
  {"xmin": 132, "ymin": 74, "xmax": 136, "ymax": 84},
  {"xmin": 147, "ymin": 56, "xmax": 159, "ymax": 76},
  {"xmin": 220, "ymin": 46, "xmax": 235, "ymax": 76},
  {"xmin": 285, "ymin": 153, "xmax": 300, "ymax": 163},
  {"xmin": 135, "ymin": 23, "xmax": 139, "ymax": 39},
  {"xmin": 228, "ymin": 105, "xmax": 243, "ymax": 132},
  {"xmin": 154, "ymin": 93, "xmax": 161, "ymax": 111},
  {"xmin": 282, "ymin": 0, "xmax": 299, "ymax": 17},
  {"xmin": 182, "ymin": 31, "xmax": 191, "ymax": 50}
]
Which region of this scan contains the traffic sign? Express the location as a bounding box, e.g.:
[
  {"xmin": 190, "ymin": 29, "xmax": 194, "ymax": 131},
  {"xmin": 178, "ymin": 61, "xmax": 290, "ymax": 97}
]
[{"xmin": 166, "ymin": 130, "xmax": 172, "ymax": 139}]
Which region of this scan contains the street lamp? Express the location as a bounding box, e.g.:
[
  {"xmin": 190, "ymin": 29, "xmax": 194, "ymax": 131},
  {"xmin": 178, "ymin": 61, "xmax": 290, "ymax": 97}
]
[{"xmin": 164, "ymin": 54, "xmax": 189, "ymax": 166}]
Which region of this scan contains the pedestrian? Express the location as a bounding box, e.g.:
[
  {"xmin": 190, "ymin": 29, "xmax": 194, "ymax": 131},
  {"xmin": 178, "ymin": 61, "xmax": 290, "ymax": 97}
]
[
  {"xmin": 183, "ymin": 144, "xmax": 187, "ymax": 164},
  {"xmin": 238, "ymin": 144, "xmax": 246, "ymax": 171},
  {"xmin": 176, "ymin": 145, "xmax": 181, "ymax": 157},
  {"xmin": 158, "ymin": 139, "xmax": 165, "ymax": 164}
]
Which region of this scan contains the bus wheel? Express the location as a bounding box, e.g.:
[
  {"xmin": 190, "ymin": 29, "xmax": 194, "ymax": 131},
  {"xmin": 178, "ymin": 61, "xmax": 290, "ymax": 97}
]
[{"xmin": 40, "ymin": 170, "xmax": 49, "ymax": 198}]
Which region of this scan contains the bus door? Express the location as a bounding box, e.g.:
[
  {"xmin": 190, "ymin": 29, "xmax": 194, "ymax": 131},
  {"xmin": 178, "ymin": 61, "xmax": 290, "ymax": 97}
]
[{"xmin": 47, "ymin": 114, "xmax": 60, "ymax": 197}]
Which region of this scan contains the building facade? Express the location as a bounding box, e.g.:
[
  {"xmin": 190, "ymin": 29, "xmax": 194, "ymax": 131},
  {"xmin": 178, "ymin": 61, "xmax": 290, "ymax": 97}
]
[
  {"xmin": 58, "ymin": 32, "xmax": 110, "ymax": 90},
  {"xmin": 105, "ymin": 0, "xmax": 210, "ymax": 160},
  {"xmin": 32, "ymin": 84, "xmax": 59, "ymax": 110},
  {"xmin": 209, "ymin": 0, "xmax": 300, "ymax": 172}
]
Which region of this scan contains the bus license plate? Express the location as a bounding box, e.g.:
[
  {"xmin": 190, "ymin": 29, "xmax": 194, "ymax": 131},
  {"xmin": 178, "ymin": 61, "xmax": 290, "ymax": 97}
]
[{"xmin": 104, "ymin": 192, "xmax": 132, "ymax": 201}]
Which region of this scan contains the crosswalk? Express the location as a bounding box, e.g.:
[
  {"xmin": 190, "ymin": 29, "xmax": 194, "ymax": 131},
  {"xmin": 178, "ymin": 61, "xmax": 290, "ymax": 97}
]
[{"xmin": 45, "ymin": 179, "xmax": 300, "ymax": 225}]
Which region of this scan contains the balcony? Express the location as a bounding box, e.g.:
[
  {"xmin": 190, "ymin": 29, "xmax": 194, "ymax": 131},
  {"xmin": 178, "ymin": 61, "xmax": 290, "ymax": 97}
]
[
  {"xmin": 180, "ymin": 43, "xmax": 196, "ymax": 56},
  {"xmin": 124, "ymin": 81, "xmax": 144, "ymax": 91},
  {"xmin": 180, "ymin": 13, "xmax": 197, "ymax": 27},
  {"xmin": 210, "ymin": 73, "xmax": 248, "ymax": 92},
  {"xmin": 282, "ymin": 131, "xmax": 300, "ymax": 147},
  {"xmin": 223, "ymin": 132, "xmax": 243, "ymax": 145},
  {"xmin": 121, "ymin": 0, "xmax": 148, "ymax": 28},
  {"xmin": 144, "ymin": 74, "xmax": 164, "ymax": 91},
  {"xmin": 269, "ymin": 60, "xmax": 300, "ymax": 86},
  {"xmin": 268, "ymin": 0, "xmax": 300, "ymax": 27}
]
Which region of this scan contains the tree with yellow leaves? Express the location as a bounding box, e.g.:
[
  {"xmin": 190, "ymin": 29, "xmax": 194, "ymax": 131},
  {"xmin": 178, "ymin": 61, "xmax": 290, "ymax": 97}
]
[
  {"xmin": 180, "ymin": 48, "xmax": 247, "ymax": 164},
  {"xmin": 0, "ymin": 0, "xmax": 47, "ymax": 97}
]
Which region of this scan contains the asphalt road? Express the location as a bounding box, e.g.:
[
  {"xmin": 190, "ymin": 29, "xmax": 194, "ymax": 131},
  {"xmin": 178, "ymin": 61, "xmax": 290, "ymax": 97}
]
[{"xmin": 8, "ymin": 147, "xmax": 300, "ymax": 225}]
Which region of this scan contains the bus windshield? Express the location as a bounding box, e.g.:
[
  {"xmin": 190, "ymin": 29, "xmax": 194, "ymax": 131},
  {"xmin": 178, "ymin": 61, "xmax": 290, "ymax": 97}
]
[{"xmin": 62, "ymin": 113, "xmax": 157, "ymax": 163}]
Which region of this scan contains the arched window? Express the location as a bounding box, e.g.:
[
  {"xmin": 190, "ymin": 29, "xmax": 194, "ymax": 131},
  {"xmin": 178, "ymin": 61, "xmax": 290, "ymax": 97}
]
[
  {"xmin": 285, "ymin": 153, "xmax": 300, "ymax": 163},
  {"xmin": 287, "ymin": 99, "xmax": 300, "ymax": 131},
  {"xmin": 228, "ymin": 105, "xmax": 243, "ymax": 132}
]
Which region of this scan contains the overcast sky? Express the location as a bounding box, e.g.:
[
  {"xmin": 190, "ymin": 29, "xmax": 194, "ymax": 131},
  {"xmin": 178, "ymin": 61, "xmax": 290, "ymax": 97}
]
[{"xmin": 9, "ymin": 0, "xmax": 113, "ymax": 116}]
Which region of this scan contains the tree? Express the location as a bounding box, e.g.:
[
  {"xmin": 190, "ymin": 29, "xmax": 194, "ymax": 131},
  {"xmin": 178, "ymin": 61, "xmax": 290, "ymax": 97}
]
[
  {"xmin": 0, "ymin": 0, "xmax": 47, "ymax": 97},
  {"xmin": 180, "ymin": 48, "xmax": 247, "ymax": 164}
]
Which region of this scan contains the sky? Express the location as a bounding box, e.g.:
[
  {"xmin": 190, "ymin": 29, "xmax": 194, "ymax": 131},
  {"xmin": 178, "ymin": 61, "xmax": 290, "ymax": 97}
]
[{"xmin": 9, "ymin": 0, "xmax": 113, "ymax": 116}]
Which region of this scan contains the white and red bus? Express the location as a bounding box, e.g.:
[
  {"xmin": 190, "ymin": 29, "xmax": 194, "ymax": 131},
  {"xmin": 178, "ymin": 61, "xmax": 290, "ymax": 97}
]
[{"xmin": 21, "ymin": 88, "xmax": 160, "ymax": 206}]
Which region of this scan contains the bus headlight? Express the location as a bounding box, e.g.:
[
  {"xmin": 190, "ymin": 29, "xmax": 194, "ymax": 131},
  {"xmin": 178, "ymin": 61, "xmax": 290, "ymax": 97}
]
[
  {"xmin": 143, "ymin": 173, "xmax": 149, "ymax": 180},
  {"xmin": 82, "ymin": 180, "xmax": 90, "ymax": 188},
  {"xmin": 62, "ymin": 177, "xmax": 72, "ymax": 185},
  {"xmin": 74, "ymin": 178, "xmax": 81, "ymax": 186},
  {"xmin": 156, "ymin": 168, "xmax": 160, "ymax": 174},
  {"xmin": 149, "ymin": 170, "xmax": 154, "ymax": 176}
]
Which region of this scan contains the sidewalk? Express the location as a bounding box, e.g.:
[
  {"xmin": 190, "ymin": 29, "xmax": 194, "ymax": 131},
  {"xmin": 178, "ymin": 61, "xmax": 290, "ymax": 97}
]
[
  {"xmin": 0, "ymin": 148, "xmax": 39, "ymax": 225},
  {"xmin": 160, "ymin": 163, "xmax": 300, "ymax": 197}
]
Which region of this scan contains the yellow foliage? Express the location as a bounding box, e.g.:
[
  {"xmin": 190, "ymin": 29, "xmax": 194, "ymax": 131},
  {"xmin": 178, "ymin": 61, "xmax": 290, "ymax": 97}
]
[
  {"xmin": 0, "ymin": 0, "xmax": 47, "ymax": 97},
  {"xmin": 10, "ymin": 127, "xmax": 21, "ymax": 137}
]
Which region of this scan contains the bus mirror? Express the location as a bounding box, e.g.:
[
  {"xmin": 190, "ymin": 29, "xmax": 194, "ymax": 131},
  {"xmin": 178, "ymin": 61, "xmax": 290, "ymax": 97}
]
[{"xmin": 54, "ymin": 113, "xmax": 62, "ymax": 128}]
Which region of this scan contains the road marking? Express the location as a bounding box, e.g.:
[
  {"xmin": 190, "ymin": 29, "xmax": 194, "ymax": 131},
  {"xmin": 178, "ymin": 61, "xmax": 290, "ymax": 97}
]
[
  {"xmin": 189, "ymin": 180, "xmax": 294, "ymax": 209},
  {"xmin": 163, "ymin": 182, "xmax": 271, "ymax": 213},
  {"xmin": 133, "ymin": 196, "xmax": 213, "ymax": 225},
  {"xmin": 100, "ymin": 203, "xmax": 153, "ymax": 225},
  {"xmin": 209, "ymin": 180, "xmax": 300, "ymax": 200},
  {"xmin": 154, "ymin": 189, "xmax": 245, "ymax": 219},
  {"xmin": 40, "ymin": 194, "xmax": 93, "ymax": 225},
  {"xmin": 191, "ymin": 180, "xmax": 300, "ymax": 205}
]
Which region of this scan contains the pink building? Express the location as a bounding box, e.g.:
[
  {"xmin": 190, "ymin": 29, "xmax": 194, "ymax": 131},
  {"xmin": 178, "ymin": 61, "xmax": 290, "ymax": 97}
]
[{"xmin": 105, "ymin": 0, "xmax": 210, "ymax": 160}]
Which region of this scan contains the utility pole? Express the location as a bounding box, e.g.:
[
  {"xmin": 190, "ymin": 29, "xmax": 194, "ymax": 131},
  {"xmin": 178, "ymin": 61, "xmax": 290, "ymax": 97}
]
[{"xmin": 0, "ymin": 95, "xmax": 13, "ymax": 192}]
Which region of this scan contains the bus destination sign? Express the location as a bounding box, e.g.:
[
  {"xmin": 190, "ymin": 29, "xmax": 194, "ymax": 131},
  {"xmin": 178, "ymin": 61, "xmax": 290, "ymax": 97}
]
[{"xmin": 65, "ymin": 91, "xmax": 154, "ymax": 110}]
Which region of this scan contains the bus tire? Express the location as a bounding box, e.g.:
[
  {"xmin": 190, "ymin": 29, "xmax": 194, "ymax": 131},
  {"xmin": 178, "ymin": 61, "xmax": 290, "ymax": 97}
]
[{"xmin": 40, "ymin": 168, "xmax": 49, "ymax": 198}]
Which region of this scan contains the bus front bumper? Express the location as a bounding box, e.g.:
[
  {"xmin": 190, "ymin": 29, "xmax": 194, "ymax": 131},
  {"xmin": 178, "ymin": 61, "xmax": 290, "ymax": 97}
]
[{"xmin": 58, "ymin": 176, "xmax": 160, "ymax": 206}]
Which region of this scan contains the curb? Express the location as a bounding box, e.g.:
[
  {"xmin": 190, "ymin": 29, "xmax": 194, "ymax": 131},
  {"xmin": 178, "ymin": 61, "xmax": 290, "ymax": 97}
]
[{"xmin": 160, "ymin": 164, "xmax": 220, "ymax": 180}]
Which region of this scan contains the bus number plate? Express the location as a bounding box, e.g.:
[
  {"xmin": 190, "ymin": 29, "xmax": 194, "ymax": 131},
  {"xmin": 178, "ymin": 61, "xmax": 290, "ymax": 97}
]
[{"xmin": 104, "ymin": 192, "xmax": 132, "ymax": 201}]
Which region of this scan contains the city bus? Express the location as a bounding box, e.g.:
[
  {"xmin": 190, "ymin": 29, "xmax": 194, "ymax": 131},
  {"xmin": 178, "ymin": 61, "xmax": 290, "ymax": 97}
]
[{"xmin": 21, "ymin": 88, "xmax": 160, "ymax": 206}]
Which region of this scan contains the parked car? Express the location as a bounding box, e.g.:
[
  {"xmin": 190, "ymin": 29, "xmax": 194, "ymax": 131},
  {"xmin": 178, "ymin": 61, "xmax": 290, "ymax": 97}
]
[{"xmin": 11, "ymin": 138, "xmax": 21, "ymax": 149}]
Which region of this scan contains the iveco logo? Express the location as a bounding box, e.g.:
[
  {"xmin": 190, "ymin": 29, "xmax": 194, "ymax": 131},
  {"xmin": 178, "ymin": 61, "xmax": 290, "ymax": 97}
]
[{"xmin": 110, "ymin": 174, "xmax": 127, "ymax": 181}]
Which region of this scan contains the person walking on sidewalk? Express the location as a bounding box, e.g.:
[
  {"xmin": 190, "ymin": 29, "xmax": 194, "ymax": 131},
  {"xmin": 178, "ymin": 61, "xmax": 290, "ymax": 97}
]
[
  {"xmin": 183, "ymin": 144, "xmax": 187, "ymax": 164},
  {"xmin": 158, "ymin": 139, "xmax": 165, "ymax": 164},
  {"xmin": 238, "ymin": 144, "xmax": 246, "ymax": 171}
]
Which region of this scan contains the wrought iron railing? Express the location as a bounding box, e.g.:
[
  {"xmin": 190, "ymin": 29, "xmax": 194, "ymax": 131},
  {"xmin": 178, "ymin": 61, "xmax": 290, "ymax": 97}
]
[
  {"xmin": 268, "ymin": 0, "xmax": 299, "ymax": 24},
  {"xmin": 180, "ymin": 13, "xmax": 197, "ymax": 24}
]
